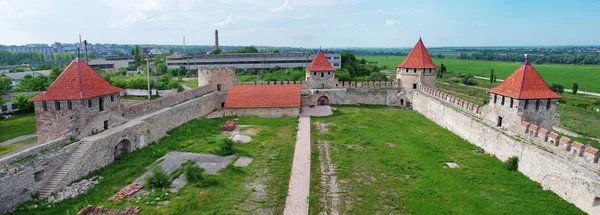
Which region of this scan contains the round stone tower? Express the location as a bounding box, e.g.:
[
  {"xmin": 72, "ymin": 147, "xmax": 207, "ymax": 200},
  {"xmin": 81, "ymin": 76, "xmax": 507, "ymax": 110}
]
[
  {"xmin": 197, "ymin": 67, "xmax": 213, "ymax": 87},
  {"xmin": 396, "ymin": 38, "xmax": 437, "ymax": 89}
]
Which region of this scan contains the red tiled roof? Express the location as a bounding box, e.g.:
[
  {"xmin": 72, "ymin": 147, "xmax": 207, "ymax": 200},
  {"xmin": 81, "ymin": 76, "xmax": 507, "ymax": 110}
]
[
  {"xmin": 488, "ymin": 60, "xmax": 562, "ymax": 100},
  {"xmin": 224, "ymin": 84, "xmax": 301, "ymax": 108},
  {"xmin": 306, "ymin": 50, "xmax": 335, "ymax": 71},
  {"xmin": 397, "ymin": 38, "xmax": 437, "ymax": 69},
  {"xmin": 31, "ymin": 58, "xmax": 121, "ymax": 101}
]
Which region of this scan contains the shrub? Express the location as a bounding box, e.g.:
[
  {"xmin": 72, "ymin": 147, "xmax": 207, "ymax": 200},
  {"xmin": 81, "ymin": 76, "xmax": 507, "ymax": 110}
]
[
  {"xmin": 183, "ymin": 161, "xmax": 204, "ymax": 184},
  {"xmin": 549, "ymin": 83, "xmax": 564, "ymax": 94},
  {"xmin": 461, "ymin": 73, "xmax": 477, "ymax": 86},
  {"xmin": 213, "ymin": 138, "xmax": 235, "ymax": 156},
  {"xmin": 144, "ymin": 165, "xmax": 171, "ymax": 189},
  {"xmin": 505, "ymin": 156, "xmax": 519, "ymax": 171}
]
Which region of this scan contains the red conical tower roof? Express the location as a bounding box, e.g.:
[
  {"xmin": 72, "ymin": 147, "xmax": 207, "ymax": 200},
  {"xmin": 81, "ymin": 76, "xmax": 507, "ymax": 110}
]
[
  {"xmin": 306, "ymin": 50, "xmax": 336, "ymax": 71},
  {"xmin": 488, "ymin": 60, "xmax": 562, "ymax": 99},
  {"xmin": 31, "ymin": 58, "xmax": 122, "ymax": 101},
  {"xmin": 397, "ymin": 38, "xmax": 437, "ymax": 69}
]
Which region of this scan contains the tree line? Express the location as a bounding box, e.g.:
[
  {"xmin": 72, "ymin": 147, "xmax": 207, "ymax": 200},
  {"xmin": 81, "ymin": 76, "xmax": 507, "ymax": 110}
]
[{"xmin": 458, "ymin": 52, "xmax": 600, "ymax": 65}]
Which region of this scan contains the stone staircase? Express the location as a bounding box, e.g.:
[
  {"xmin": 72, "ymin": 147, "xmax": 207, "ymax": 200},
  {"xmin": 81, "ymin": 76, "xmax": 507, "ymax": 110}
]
[{"xmin": 39, "ymin": 142, "xmax": 91, "ymax": 198}]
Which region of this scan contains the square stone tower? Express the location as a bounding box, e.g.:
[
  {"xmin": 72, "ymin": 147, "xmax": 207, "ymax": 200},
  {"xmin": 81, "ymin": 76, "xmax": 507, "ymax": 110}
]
[
  {"xmin": 30, "ymin": 58, "xmax": 123, "ymax": 144},
  {"xmin": 396, "ymin": 38, "xmax": 437, "ymax": 89},
  {"xmin": 483, "ymin": 58, "xmax": 562, "ymax": 131},
  {"xmin": 304, "ymin": 50, "xmax": 338, "ymax": 89}
]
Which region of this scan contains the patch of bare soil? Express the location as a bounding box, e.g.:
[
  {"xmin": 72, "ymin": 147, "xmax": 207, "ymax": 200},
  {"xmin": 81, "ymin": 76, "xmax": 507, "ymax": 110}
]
[
  {"xmin": 238, "ymin": 156, "xmax": 274, "ymax": 214},
  {"xmin": 315, "ymin": 122, "xmax": 336, "ymax": 134},
  {"xmin": 385, "ymin": 142, "xmax": 397, "ymax": 148},
  {"xmin": 317, "ymin": 140, "xmax": 341, "ymax": 215},
  {"xmin": 241, "ymin": 128, "xmax": 258, "ymax": 136}
]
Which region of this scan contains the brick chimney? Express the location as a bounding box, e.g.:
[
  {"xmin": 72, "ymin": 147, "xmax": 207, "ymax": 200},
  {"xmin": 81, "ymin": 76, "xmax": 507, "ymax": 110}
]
[{"xmin": 215, "ymin": 30, "xmax": 219, "ymax": 49}]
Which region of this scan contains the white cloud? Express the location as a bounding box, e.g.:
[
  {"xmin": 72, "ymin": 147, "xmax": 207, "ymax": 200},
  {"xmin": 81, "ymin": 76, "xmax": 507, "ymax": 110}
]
[
  {"xmin": 472, "ymin": 21, "xmax": 487, "ymax": 26},
  {"xmin": 357, "ymin": 10, "xmax": 384, "ymax": 15},
  {"xmin": 398, "ymin": 9, "xmax": 421, "ymax": 15},
  {"xmin": 385, "ymin": 20, "xmax": 401, "ymax": 25},
  {"xmin": 214, "ymin": 15, "xmax": 235, "ymax": 26},
  {"xmin": 271, "ymin": 0, "xmax": 292, "ymax": 12}
]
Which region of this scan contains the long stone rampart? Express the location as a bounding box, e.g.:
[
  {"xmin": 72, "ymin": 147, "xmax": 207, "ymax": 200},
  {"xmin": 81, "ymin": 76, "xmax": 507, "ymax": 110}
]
[{"xmin": 413, "ymin": 88, "xmax": 600, "ymax": 215}]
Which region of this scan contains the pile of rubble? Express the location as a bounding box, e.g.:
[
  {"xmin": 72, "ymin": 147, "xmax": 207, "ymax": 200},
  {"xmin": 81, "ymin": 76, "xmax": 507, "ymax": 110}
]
[
  {"xmin": 220, "ymin": 120, "xmax": 236, "ymax": 131},
  {"xmin": 48, "ymin": 176, "xmax": 102, "ymax": 203},
  {"xmin": 76, "ymin": 206, "xmax": 140, "ymax": 215},
  {"xmin": 109, "ymin": 183, "xmax": 144, "ymax": 201}
]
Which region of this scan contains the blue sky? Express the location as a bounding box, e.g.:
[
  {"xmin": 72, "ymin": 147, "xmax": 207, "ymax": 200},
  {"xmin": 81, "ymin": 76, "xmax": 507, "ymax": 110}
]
[{"xmin": 0, "ymin": 0, "xmax": 599, "ymax": 47}]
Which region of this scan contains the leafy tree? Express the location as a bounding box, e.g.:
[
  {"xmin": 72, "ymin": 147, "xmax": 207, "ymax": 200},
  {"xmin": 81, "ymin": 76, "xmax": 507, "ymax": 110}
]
[
  {"xmin": 493, "ymin": 74, "xmax": 497, "ymax": 83},
  {"xmin": 335, "ymin": 69, "xmax": 351, "ymax": 81},
  {"xmin": 490, "ymin": 69, "xmax": 494, "ymax": 83},
  {"xmin": 549, "ymin": 83, "xmax": 564, "ymax": 94},
  {"xmin": 437, "ymin": 64, "xmax": 446, "ymax": 78},
  {"xmin": 31, "ymin": 65, "xmax": 51, "ymax": 71},
  {"xmin": 117, "ymin": 67, "xmax": 128, "ymax": 76},
  {"xmin": 117, "ymin": 52, "xmax": 127, "ymax": 57},
  {"xmin": 210, "ymin": 48, "xmax": 222, "ymax": 54},
  {"xmin": 270, "ymin": 49, "xmax": 281, "ymax": 53},
  {"xmin": 110, "ymin": 76, "xmax": 127, "ymax": 88},
  {"xmin": 47, "ymin": 66, "xmax": 62, "ymax": 84},
  {"xmin": 12, "ymin": 94, "xmax": 36, "ymax": 112},
  {"xmin": 156, "ymin": 63, "xmax": 168, "ymax": 75},
  {"xmin": 367, "ymin": 71, "xmax": 387, "ymax": 81},
  {"xmin": 572, "ymin": 83, "xmax": 579, "ymax": 95},
  {"xmin": 131, "ymin": 45, "xmax": 143, "ymax": 66},
  {"xmin": 234, "ymin": 46, "xmax": 259, "ymax": 53},
  {"xmin": 178, "ymin": 66, "xmax": 188, "ymax": 76},
  {"xmin": 14, "ymin": 75, "xmax": 48, "ymax": 92},
  {"xmin": 127, "ymin": 75, "xmax": 154, "ymax": 89},
  {"xmin": 0, "ymin": 77, "xmax": 11, "ymax": 105}
]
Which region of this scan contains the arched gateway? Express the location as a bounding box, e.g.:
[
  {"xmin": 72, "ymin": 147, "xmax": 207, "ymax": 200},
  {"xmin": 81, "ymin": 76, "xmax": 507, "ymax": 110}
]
[
  {"xmin": 114, "ymin": 139, "xmax": 132, "ymax": 160},
  {"xmin": 318, "ymin": 96, "xmax": 329, "ymax": 106}
]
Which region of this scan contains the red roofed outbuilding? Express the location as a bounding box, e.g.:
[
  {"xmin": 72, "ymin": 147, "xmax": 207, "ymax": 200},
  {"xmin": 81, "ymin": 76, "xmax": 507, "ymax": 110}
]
[
  {"xmin": 483, "ymin": 57, "xmax": 562, "ymax": 132},
  {"xmin": 223, "ymin": 84, "xmax": 302, "ymax": 117},
  {"xmin": 31, "ymin": 58, "xmax": 124, "ymax": 144},
  {"xmin": 396, "ymin": 38, "xmax": 437, "ymax": 89}
]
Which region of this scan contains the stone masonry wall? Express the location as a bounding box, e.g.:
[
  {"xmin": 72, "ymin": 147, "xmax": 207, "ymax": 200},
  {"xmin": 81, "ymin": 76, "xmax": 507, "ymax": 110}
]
[
  {"xmin": 224, "ymin": 107, "xmax": 300, "ymax": 117},
  {"xmin": 300, "ymin": 88, "xmax": 401, "ymax": 107},
  {"xmin": 412, "ymin": 88, "xmax": 600, "ymax": 215}
]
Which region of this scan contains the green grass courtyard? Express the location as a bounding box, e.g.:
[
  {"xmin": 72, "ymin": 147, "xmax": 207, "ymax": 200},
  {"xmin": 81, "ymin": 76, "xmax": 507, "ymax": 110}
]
[{"xmin": 309, "ymin": 106, "xmax": 584, "ymax": 214}]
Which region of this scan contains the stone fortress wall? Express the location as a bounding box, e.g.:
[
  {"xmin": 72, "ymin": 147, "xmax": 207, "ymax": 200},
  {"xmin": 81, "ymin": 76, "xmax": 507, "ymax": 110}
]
[
  {"xmin": 0, "ymin": 67, "xmax": 234, "ymax": 214},
  {"xmin": 414, "ymin": 85, "xmax": 600, "ymax": 215}
]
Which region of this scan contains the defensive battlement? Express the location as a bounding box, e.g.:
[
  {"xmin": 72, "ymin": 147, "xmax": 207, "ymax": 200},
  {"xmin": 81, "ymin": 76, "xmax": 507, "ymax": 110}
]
[
  {"xmin": 124, "ymin": 66, "xmax": 236, "ymax": 119},
  {"xmin": 234, "ymin": 80, "xmax": 401, "ymax": 89},
  {"xmin": 420, "ymin": 85, "xmax": 482, "ymax": 115},
  {"xmin": 519, "ymin": 121, "xmax": 600, "ymax": 170}
]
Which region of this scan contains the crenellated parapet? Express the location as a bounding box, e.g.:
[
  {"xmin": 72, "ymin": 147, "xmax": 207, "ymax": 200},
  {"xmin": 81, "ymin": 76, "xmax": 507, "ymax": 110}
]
[
  {"xmin": 420, "ymin": 85, "xmax": 482, "ymax": 115},
  {"xmin": 520, "ymin": 121, "xmax": 600, "ymax": 171}
]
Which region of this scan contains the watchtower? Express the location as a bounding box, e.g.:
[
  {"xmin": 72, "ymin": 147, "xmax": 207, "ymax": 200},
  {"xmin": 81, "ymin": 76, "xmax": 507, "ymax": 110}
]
[
  {"xmin": 30, "ymin": 58, "xmax": 123, "ymax": 144},
  {"xmin": 483, "ymin": 56, "xmax": 562, "ymax": 131},
  {"xmin": 396, "ymin": 38, "xmax": 437, "ymax": 89},
  {"xmin": 304, "ymin": 50, "xmax": 337, "ymax": 89}
]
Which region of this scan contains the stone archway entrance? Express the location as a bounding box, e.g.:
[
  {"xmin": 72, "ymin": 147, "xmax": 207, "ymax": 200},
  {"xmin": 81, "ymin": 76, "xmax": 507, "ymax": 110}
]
[
  {"xmin": 114, "ymin": 139, "xmax": 132, "ymax": 160},
  {"xmin": 318, "ymin": 96, "xmax": 329, "ymax": 106}
]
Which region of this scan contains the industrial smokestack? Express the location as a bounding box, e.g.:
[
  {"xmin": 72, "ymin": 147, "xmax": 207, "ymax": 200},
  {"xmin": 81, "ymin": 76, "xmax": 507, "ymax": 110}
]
[{"xmin": 215, "ymin": 30, "xmax": 219, "ymax": 50}]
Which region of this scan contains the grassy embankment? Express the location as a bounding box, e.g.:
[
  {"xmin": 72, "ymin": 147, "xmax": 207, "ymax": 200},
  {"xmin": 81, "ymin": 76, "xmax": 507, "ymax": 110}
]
[
  {"xmin": 12, "ymin": 117, "xmax": 296, "ymax": 215},
  {"xmin": 309, "ymin": 106, "xmax": 585, "ymax": 214}
]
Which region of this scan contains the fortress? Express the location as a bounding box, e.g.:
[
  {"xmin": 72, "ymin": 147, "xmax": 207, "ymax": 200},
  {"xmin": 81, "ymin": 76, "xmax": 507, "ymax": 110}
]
[{"xmin": 1, "ymin": 39, "xmax": 600, "ymax": 214}]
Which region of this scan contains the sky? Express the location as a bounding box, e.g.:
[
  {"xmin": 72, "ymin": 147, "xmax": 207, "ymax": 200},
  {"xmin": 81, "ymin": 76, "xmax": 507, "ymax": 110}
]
[{"xmin": 1, "ymin": 0, "xmax": 599, "ymax": 48}]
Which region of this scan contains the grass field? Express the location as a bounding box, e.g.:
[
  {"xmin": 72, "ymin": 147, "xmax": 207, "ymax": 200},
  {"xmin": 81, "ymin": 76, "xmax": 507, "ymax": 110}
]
[
  {"xmin": 0, "ymin": 112, "xmax": 36, "ymax": 143},
  {"xmin": 0, "ymin": 137, "xmax": 37, "ymax": 156},
  {"xmin": 180, "ymin": 80, "xmax": 198, "ymax": 89},
  {"xmin": 361, "ymin": 56, "xmax": 600, "ymax": 93},
  {"xmin": 12, "ymin": 117, "xmax": 296, "ymax": 215},
  {"xmin": 309, "ymin": 106, "xmax": 584, "ymax": 214}
]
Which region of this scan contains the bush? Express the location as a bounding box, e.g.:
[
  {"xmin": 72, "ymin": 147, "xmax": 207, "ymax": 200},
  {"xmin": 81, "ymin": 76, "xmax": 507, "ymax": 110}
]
[
  {"xmin": 213, "ymin": 138, "xmax": 235, "ymax": 156},
  {"xmin": 549, "ymin": 83, "xmax": 564, "ymax": 94},
  {"xmin": 183, "ymin": 161, "xmax": 204, "ymax": 184},
  {"xmin": 12, "ymin": 94, "xmax": 36, "ymax": 112},
  {"xmin": 505, "ymin": 156, "xmax": 519, "ymax": 171},
  {"xmin": 144, "ymin": 165, "xmax": 171, "ymax": 189},
  {"xmin": 461, "ymin": 73, "xmax": 477, "ymax": 86}
]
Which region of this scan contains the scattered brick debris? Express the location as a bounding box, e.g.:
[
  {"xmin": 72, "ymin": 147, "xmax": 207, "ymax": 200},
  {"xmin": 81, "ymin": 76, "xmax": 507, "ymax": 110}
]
[
  {"xmin": 76, "ymin": 206, "xmax": 140, "ymax": 215},
  {"xmin": 220, "ymin": 120, "xmax": 236, "ymax": 131},
  {"xmin": 109, "ymin": 183, "xmax": 144, "ymax": 201}
]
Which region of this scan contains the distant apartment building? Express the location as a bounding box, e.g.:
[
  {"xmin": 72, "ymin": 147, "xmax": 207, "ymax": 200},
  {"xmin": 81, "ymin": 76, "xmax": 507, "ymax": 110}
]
[
  {"xmin": 2, "ymin": 42, "xmax": 65, "ymax": 56},
  {"xmin": 166, "ymin": 52, "xmax": 342, "ymax": 70},
  {"xmin": 30, "ymin": 56, "xmax": 135, "ymax": 71}
]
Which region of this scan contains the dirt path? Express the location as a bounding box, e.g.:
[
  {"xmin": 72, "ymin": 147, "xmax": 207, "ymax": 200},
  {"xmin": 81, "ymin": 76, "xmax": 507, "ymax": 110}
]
[
  {"xmin": 0, "ymin": 134, "xmax": 37, "ymax": 146},
  {"xmin": 283, "ymin": 116, "xmax": 311, "ymax": 215},
  {"xmin": 318, "ymin": 140, "xmax": 340, "ymax": 215}
]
